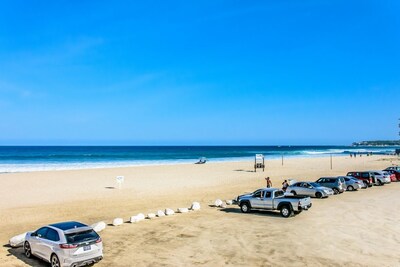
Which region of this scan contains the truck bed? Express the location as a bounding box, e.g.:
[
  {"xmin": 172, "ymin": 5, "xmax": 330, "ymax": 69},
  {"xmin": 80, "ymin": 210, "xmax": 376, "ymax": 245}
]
[{"xmin": 279, "ymin": 195, "xmax": 309, "ymax": 199}]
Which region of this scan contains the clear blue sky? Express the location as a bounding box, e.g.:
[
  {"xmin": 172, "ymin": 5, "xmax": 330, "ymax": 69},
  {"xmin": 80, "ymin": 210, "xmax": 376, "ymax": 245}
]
[{"xmin": 0, "ymin": 1, "xmax": 399, "ymax": 145}]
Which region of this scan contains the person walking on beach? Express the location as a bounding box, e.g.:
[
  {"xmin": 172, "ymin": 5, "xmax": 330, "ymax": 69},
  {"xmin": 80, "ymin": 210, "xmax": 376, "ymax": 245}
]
[
  {"xmin": 265, "ymin": 177, "xmax": 272, "ymax": 188},
  {"xmin": 282, "ymin": 180, "xmax": 288, "ymax": 192}
]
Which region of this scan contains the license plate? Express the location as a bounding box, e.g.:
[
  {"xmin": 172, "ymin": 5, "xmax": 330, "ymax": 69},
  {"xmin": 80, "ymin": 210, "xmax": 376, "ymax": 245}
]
[{"xmin": 83, "ymin": 245, "xmax": 91, "ymax": 251}]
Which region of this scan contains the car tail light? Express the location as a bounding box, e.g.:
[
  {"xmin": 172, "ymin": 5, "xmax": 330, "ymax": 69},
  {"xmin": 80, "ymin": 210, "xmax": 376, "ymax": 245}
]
[
  {"xmin": 95, "ymin": 238, "xmax": 102, "ymax": 243},
  {"xmin": 60, "ymin": 243, "xmax": 78, "ymax": 249}
]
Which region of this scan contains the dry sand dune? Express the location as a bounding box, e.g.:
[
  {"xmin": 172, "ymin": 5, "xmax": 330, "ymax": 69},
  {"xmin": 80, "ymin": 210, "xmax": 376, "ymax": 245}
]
[{"xmin": 1, "ymin": 155, "xmax": 400, "ymax": 267}]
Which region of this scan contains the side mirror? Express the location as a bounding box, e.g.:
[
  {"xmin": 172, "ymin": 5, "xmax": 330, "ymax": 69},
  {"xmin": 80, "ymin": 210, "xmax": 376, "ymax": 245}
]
[{"xmin": 31, "ymin": 232, "xmax": 37, "ymax": 237}]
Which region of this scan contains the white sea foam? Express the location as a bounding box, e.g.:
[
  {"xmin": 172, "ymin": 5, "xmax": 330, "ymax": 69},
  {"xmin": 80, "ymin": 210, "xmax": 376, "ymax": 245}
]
[{"xmin": 0, "ymin": 147, "xmax": 394, "ymax": 173}]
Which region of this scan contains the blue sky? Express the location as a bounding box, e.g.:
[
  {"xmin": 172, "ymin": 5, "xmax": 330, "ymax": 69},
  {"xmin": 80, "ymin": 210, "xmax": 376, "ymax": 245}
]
[{"xmin": 0, "ymin": 1, "xmax": 399, "ymax": 145}]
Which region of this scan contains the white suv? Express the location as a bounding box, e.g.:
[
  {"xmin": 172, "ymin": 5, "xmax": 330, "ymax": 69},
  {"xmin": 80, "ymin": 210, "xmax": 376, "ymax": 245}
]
[
  {"xmin": 24, "ymin": 221, "xmax": 103, "ymax": 267},
  {"xmin": 372, "ymin": 170, "xmax": 391, "ymax": 185}
]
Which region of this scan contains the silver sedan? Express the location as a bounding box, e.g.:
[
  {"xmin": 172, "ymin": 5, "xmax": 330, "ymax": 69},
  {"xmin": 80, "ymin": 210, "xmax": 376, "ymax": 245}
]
[
  {"xmin": 287, "ymin": 182, "xmax": 334, "ymax": 198},
  {"xmin": 338, "ymin": 176, "xmax": 364, "ymax": 191}
]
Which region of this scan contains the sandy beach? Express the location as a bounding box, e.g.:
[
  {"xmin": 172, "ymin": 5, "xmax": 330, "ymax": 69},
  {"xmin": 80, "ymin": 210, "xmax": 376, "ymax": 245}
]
[{"xmin": 1, "ymin": 155, "xmax": 400, "ymax": 267}]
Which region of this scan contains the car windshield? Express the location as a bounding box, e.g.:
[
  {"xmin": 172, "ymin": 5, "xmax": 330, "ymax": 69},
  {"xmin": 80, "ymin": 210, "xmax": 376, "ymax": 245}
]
[
  {"xmin": 65, "ymin": 230, "xmax": 99, "ymax": 244},
  {"xmin": 309, "ymin": 182, "xmax": 320, "ymax": 187}
]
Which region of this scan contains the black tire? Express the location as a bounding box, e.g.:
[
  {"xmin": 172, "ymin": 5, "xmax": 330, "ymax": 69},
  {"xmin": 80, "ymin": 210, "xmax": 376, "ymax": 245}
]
[
  {"xmin": 347, "ymin": 185, "xmax": 354, "ymax": 191},
  {"xmin": 24, "ymin": 241, "xmax": 32, "ymax": 258},
  {"xmin": 333, "ymin": 188, "xmax": 339, "ymax": 195},
  {"xmin": 290, "ymin": 190, "xmax": 297, "ymax": 196},
  {"xmin": 51, "ymin": 254, "xmax": 60, "ymax": 267},
  {"xmin": 280, "ymin": 205, "xmax": 292, "ymax": 218},
  {"xmin": 240, "ymin": 202, "xmax": 251, "ymax": 213},
  {"xmin": 315, "ymin": 192, "xmax": 323, "ymax": 198},
  {"xmin": 377, "ymin": 180, "xmax": 383, "ymax": 186},
  {"xmin": 294, "ymin": 210, "xmax": 302, "ymax": 215}
]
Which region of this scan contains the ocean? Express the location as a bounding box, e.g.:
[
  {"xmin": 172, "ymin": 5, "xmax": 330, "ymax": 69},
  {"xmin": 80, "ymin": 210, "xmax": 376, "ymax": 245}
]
[{"xmin": 0, "ymin": 146, "xmax": 397, "ymax": 173}]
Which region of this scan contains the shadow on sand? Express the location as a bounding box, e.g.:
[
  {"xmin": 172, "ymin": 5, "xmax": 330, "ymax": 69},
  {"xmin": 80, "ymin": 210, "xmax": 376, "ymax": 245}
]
[
  {"xmin": 104, "ymin": 186, "xmax": 116, "ymax": 189},
  {"xmin": 4, "ymin": 244, "xmax": 96, "ymax": 267},
  {"xmin": 233, "ymin": 169, "xmax": 255, "ymax": 173},
  {"xmin": 4, "ymin": 244, "xmax": 46, "ymax": 267},
  {"xmin": 218, "ymin": 207, "xmax": 284, "ymax": 218}
]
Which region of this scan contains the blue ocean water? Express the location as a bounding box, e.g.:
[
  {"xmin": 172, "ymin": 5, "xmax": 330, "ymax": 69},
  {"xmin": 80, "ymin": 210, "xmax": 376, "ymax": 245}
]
[{"xmin": 0, "ymin": 146, "xmax": 396, "ymax": 173}]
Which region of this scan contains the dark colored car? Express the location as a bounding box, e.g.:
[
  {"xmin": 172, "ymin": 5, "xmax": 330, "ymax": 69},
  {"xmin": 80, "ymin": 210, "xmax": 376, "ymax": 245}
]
[
  {"xmin": 383, "ymin": 169, "xmax": 400, "ymax": 182},
  {"xmin": 346, "ymin": 172, "xmax": 375, "ymax": 187}
]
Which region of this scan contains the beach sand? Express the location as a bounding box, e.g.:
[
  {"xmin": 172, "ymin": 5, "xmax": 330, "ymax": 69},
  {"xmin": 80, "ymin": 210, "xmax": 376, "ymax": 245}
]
[{"xmin": 1, "ymin": 155, "xmax": 400, "ymax": 267}]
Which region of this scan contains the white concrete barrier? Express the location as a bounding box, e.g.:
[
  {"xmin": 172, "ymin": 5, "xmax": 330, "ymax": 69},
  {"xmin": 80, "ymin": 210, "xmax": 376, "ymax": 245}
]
[
  {"xmin": 226, "ymin": 200, "xmax": 233, "ymax": 205},
  {"xmin": 157, "ymin": 210, "xmax": 165, "ymax": 217},
  {"xmin": 91, "ymin": 221, "xmax": 106, "ymax": 232},
  {"xmin": 191, "ymin": 202, "xmax": 201, "ymax": 211},
  {"xmin": 165, "ymin": 208, "xmax": 175, "ymax": 215},
  {"xmin": 147, "ymin": 213, "xmax": 156, "ymax": 219},
  {"xmin": 112, "ymin": 218, "xmax": 124, "ymax": 226},
  {"xmin": 130, "ymin": 216, "xmax": 141, "ymax": 223},
  {"xmin": 214, "ymin": 199, "xmax": 223, "ymax": 207},
  {"xmin": 9, "ymin": 232, "xmax": 27, "ymax": 248},
  {"xmin": 177, "ymin": 208, "xmax": 189, "ymax": 213},
  {"xmin": 136, "ymin": 213, "xmax": 145, "ymax": 221}
]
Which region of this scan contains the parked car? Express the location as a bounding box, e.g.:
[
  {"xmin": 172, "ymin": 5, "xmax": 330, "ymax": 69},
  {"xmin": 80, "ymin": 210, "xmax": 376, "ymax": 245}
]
[
  {"xmin": 384, "ymin": 166, "xmax": 400, "ymax": 171},
  {"xmin": 383, "ymin": 168, "xmax": 400, "ymax": 181},
  {"xmin": 338, "ymin": 176, "xmax": 365, "ymax": 191},
  {"xmin": 236, "ymin": 188, "xmax": 312, "ymax": 217},
  {"xmin": 24, "ymin": 221, "xmax": 103, "ymax": 267},
  {"xmin": 315, "ymin": 177, "xmax": 346, "ymax": 194},
  {"xmin": 287, "ymin": 182, "xmax": 334, "ymax": 198},
  {"xmin": 371, "ymin": 171, "xmax": 391, "ymax": 185},
  {"xmin": 346, "ymin": 172, "xmax": 375, "ymax": 187}
]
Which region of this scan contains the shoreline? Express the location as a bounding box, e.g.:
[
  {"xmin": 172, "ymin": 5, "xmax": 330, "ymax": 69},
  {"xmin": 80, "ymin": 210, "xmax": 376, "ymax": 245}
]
[
  {"xmin": 1, "ymin": 155, "xmax": 400, "ymax": 266},
  {"xmin": 0, "ymin": 153, "xmax": 382, "ymax": 174}
]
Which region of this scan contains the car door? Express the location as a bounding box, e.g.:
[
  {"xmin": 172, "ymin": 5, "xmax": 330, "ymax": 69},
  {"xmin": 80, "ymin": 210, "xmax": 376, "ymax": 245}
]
[
  {"xmin": 298, "ymin": 183, "xmax": 311, "ymax": 195},
  {"xmin": 40, "ymin": 228, "xmax": 61, "ymax": 262},
  {"xmin": 317, "ymin": 178, "xmax": 326, "ymax": 188},
  {"xmin": 303, "ymin": 183, "xmax": 315, "ymax": 196},
  {"xmin": 30, "ymin": 227, "xmax": 49, "ymax": 259},
  {"xmin": 291, "ymin": 183, "xmax": 304, "ymax": 195},
  {"xmin": 263, "ymin": 191, "xmax": 273, "ymax": 209},
  {"xmin": 250, "ymin": 190, "xmax": 264, "ymax": 208}
]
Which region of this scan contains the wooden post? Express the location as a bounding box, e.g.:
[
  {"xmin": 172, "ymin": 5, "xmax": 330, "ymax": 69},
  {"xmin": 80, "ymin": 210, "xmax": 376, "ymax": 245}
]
[
  {"xmin": 281, "ymin": 154, "xmax": 283, "ymax": 166},
  {"xmin": 330, "ymin": 154, "xmax": 332, "ymax": 170},
  {"xmin": 263, "ymin": 157, "xmax": 265, "ymax": 172}
]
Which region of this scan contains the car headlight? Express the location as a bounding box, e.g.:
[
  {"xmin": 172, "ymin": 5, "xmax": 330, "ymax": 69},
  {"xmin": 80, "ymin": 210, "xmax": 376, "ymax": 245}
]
[{"xmin": 323, "ymin": 190, "xmax": 329, "ymax": 194}]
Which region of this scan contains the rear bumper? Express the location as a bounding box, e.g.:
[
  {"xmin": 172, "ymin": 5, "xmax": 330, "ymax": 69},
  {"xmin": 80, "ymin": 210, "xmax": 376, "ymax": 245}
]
[
  {"xmin": 299, "ymin": 203, "xmax": 312, "ymax": 211},
  {"xmin": 61, "ymin": 251, "xmax": 103, "ymax": 267},
  {"xmin": 68, "ymin": 256, "xmax": 103, "ymax": 267}
]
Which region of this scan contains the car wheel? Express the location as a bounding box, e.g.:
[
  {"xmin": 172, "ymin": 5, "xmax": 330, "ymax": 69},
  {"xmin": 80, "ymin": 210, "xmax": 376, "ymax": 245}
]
[
  {"xmin": 347, "ymin": 185, "xmax": 354, "ymax": 191},
  {"xmin": 280, "ymin": 205, "xmax": 292, "ymax": 218},
  {"xmin": 315, "ymin": 192, "xmax": 323, "ymax": 198},
  {"xmin": 24, "ymin": 241, "xmax": 32, "ymax": 258},
  {"xmin": 377, "ymin": 180, "xmax": 383, "ymax": 186},
  {"xmin": 240, "ymin": 202, "xmax": 251, "ymax": 213},
  {"xmin": 290, "ymin": 190, "xmax": 297, "ymax": 196},
  {"xmin": 333, "ymin": 188, "xmax": 339, "ymax": 195},
  {"xmin": 51, "ymin": 254, "xmax": 60, "ymax": 267}
]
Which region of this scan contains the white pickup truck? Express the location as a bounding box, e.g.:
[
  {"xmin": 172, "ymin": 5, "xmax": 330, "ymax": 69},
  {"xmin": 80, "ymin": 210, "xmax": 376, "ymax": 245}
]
[{"xmin": 236, "ymin": 188, "xmax": 312, "ymax": 218}]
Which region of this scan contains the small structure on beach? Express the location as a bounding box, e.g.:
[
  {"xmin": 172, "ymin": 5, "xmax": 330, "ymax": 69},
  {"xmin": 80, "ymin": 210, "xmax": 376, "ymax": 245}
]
[{"xmin": 254, "ymin": 154, "xmax": 265, "ymax": 172}]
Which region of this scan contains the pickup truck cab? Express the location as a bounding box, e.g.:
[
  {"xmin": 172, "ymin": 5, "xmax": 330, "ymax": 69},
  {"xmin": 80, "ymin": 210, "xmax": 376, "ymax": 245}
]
[{"xmin": 236, "ymin": 188, "xmax": 312, "ymax": 218}]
